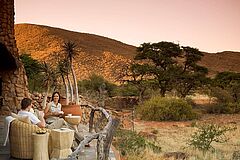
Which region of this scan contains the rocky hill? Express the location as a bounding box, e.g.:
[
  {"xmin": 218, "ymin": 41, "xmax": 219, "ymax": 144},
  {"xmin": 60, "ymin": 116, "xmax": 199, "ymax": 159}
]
[
  {"xmin": 199, "ymin": 51, "xmax": 240, "ymax": 76},
  {"xmin": 14, "ymin": 23, "xmax": 240, "ymax": 82},
  {"xmin": 15, "ymin": 24, "xmax": 135, "ymax": 82}
]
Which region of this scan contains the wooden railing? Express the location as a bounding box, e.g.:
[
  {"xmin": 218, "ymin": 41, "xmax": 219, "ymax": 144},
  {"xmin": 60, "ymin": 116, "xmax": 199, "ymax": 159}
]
[{"xmin": 65, "ymin": 104, "xmax": 119, "ymax": 160}]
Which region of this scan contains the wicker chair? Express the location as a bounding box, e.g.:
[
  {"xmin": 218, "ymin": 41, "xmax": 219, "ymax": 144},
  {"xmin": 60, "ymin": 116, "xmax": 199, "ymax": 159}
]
[{"xmin": 9, "ymin": 119, "xmax": 51, "ymax": 159}]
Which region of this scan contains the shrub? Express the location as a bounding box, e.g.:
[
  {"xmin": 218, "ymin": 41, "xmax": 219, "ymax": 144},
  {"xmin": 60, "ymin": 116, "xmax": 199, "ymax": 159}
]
[
  {"xmin": 207, "ymin": 102, "xmax": 240, "ymax": 114},
  {"xmin": 78, "ymin": 73, "xmax": 117, "ymax": 97},
  {"xmin": 136, "ymin": 96, "xmax": 197, "ymax": 121},
  {"xmin": 113, "ymin": 83, "xmax": 139, "ymax": 97},
  {"xmin": 187, "ymin": 124, "xmax": 235, "ymax": 153},
  {"xmin": 113, "ymin": 129, "xmax": 161, "ymax": 157}
]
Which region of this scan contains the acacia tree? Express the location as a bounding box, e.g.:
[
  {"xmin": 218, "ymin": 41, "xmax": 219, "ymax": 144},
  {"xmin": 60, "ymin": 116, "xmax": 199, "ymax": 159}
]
[
  {"xmin": 135, "ymin": 42, "xmax": 182, "ymax": 97},
  {"xmin": 62, "ymin": 41, "xmax": 80, "ymax": 104},
  {"xmin": 174, "ymin": 47, "xmax": 208, "ymax": 98},
  {"xmin": 118, "ymin": 63, "xmax": 151, "ymax": 102},
  {"xmin": 133, "ymin": 42, "xmax": 208, "ymax": 97}
]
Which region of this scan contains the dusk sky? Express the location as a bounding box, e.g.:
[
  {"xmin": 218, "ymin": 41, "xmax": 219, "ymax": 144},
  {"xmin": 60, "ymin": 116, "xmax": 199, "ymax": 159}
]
[{"xmin": 15, "ymin": 0, "xmax": 240, "ymax": 53}]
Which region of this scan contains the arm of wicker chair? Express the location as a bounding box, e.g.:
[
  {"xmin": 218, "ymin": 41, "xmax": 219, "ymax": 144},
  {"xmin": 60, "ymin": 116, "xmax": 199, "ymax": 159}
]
[{"xmin": 9, "ymin": 119, "xmax": 51, "ymax": 159}]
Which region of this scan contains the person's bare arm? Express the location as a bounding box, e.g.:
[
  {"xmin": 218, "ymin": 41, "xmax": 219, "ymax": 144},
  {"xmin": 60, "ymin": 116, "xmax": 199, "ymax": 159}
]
[
  {"xmin": 44, "ymin": 103, "xmax": 56, "ymax": 118},
  {"xmin": 37, "ymin": 111, "xmax": 46, "ymax": 128}
]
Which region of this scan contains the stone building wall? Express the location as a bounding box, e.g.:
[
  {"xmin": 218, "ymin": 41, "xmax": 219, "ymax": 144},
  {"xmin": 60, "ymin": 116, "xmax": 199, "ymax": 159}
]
[{"xmin": 0, "ymin": 0, "xmax": 29, "ymax": 115}]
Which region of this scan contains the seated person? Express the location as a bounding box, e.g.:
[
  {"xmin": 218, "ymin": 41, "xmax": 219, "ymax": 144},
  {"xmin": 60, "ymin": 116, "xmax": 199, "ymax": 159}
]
[
  {"xmin": 18, "ymin": 98, "xmax": 46, "ymax": 128},
  {"xmin": 19, "ymin": 97, "xmax": 83, "ymax": 149},
  {"xmin": 44, "ymin": 91, "xmax": 64, "ymax": 124}
]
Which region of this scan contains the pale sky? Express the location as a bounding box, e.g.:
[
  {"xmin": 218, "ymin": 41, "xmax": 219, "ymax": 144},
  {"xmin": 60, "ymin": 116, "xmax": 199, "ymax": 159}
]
[{"xmin": 15, "ymin": 0, "xmax": 240, "ymax": 53}]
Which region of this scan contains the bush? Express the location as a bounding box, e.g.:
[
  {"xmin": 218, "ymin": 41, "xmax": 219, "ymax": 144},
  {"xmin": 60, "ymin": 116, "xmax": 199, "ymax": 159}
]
[
  {"xmin": 137, "ymin": 96, "xmax": 197, "ymax": 121},
  {"xmin": 105, "ymin": 96, "xmax": 139, "ymax": 109},
  {"xmin": 113, "ymin": 83, "xmax": 139, "ymax": 97},
  {"xmin": 187, "ymin": 124, "xmax": 235, "ymax": 153},
  {"xmin": 207, "ymin": 103, "xmax": 240, "ymax": 114},
  {"xmin": 78, "ymin": 73, "xmax": 117, "ymax": 97},
  {"xmin": 113, "ymin": 129, "xmax": 161, "ymax": 157}
]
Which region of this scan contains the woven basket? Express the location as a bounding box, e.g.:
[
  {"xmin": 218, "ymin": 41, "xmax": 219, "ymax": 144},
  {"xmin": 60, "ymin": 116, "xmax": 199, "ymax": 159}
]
[{"xmin": 9, "ymin": 120, "xmax": 51, "ymax": 159}]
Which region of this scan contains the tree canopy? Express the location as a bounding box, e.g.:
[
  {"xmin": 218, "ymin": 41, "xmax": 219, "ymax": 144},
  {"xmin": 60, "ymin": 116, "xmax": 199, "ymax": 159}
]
[{"xmin": 126, "ymin": 41, "xmax": 208, "ymax": 97}]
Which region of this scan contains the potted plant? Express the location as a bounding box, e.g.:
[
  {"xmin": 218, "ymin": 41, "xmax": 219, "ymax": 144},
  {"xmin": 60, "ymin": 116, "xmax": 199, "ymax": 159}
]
[{"xmin": 58, "ymin": 41, "xmax": 82, "ymax": 116}]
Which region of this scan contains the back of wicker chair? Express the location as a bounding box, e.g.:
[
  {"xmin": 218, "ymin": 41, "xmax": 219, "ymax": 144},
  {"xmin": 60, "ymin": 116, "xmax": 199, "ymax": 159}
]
[{"xmin": 9, "ymin": 119, "xmax": 52, "ymax": 159}]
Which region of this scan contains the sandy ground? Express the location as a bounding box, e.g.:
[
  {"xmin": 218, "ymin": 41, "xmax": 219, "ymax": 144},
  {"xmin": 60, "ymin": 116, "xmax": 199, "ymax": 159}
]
[{"xmin": 133, "ymin": 114, "xmax": 240, "ymax": 160}]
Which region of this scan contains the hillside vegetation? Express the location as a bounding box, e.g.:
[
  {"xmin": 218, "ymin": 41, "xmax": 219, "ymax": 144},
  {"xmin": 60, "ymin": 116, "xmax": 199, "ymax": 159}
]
[{"xmin": 15, "ymin": 23, "xmax": 240, "ymax": 82}]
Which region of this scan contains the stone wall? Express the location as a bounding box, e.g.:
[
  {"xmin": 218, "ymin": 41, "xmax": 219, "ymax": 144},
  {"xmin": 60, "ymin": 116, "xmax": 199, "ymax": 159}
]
[{"xmin": 0, "ymin": 0, "xmax": 29, "ymax": 115}]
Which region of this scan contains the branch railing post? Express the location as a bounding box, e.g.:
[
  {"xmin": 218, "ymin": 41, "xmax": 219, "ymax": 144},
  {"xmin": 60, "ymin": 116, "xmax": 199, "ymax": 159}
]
[
  {"xmin": 104, "ymin": 119, "xmax": 120, "ymax": 160},
  {"xmin": 89, "ymin": 109, "xmax": 95, "ymax": 133},
  {"xmin": 63, "ymin": 103, "xmax": 119, "ymax": 160}
]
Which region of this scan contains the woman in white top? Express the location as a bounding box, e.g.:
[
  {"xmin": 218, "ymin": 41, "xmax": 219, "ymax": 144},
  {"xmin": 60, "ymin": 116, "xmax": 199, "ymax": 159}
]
[{"xmin": 44, "ymin": 91, "xmax": 64, "ymax": 124}]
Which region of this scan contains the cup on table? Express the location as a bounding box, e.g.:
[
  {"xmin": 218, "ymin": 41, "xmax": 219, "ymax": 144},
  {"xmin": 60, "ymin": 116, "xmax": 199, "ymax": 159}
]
[{"xmin": 59, "ymin": 111, "xmax": 64, "ymax": 114}]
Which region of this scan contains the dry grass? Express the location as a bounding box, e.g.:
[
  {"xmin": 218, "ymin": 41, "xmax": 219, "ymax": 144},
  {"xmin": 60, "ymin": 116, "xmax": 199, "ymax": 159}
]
[
  {"xmin": 132, "ymin": 114, "xmax": 240, "ymax": 160},
  {"xmin": 126, "ymin": 149, "xmax": 164, "ymax": 160}
]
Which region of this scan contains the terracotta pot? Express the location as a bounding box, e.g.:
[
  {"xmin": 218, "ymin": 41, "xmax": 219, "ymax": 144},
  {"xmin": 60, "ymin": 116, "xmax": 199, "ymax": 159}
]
[{"xmin": 61, "ymin": 105, "xmax": 82, "ymax": 117}]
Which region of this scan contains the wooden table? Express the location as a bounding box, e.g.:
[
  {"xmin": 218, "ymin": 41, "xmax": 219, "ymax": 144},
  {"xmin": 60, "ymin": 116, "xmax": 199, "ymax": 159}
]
[
  {"xmin": 50, "ymin": 128, "xmax": 74, "ymax": 159},
  {"xmin": 32, "ymin": 132, "xmax": 49, "ymax": 160}
]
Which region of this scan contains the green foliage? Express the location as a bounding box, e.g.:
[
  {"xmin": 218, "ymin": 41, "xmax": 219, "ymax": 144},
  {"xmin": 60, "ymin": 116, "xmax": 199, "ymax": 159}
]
[
  {"xmin": 57, "ymin": 59, "xmax": 70, "ymax": 76},
  {"xmin": 130, "ymin": 42, "xmax": 207, "ymax": 98},
  {"xmin": 78, "ymin": 73, "xmax": 116, "ymax": 97},
  {"xmin": 62, "ymin": 41, "xmax": 80, "ymax": 103},
  {"xmin": 135, "ymin": 42, "xmax": 182, "ymax": 96},
  {"xmin": 113, "ymin": 83, "xmax": 139, "ymax": 97},
  {"xmin": 213, "ymin": 71, "xmax": 240, "ymax": 103},
  {"xmin": 207, "ymin": 102, "xmax": 240, "ymax": 114},
  {"xmin": 39, "ymin": 62, "xmax": 58, "ymax": 89},
  {"xmin": 20, "ymin": 53, "xmax": 60, "ymax": 92},
  {"xmin": 137, "ymin": 96, "xmax": 197, "ymax": 121},
  {"xmin": 188, "ymin": 124, "xmax": 235, "ymax": 153},
  {"xmin": 204, "ymin": 71, "xmax": 240, "ymax": 114},
  {"xmin": 174, "ymin": 47, "xmax": 208, "ymax": 98},
  {"xmin": 20, "ymin": 54, "xmax": 41, "ymax": 78},
  {"xmin": 117, "ymin": 63, "xmax": 157, "ymax": 103},
  {"xmin": 207, "ymin": 86, "xmax": 234, "ymax": 104},
  {"xmin": 113, "ymin": 129, "xmax": 161, "ymax": 156},
  {"xmin": 20, "ymin": 54, "xmax": 43, "ymax": 92},
  {"xmin": 62, "ymin": 41, "xmax": 77, "ymax": 64}
]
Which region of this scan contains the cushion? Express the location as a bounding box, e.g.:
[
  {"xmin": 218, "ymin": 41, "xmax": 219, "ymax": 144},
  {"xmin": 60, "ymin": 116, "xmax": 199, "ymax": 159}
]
[{"xmin": 11, "ymin": 112, "xmax": 31, "ymax": 124}]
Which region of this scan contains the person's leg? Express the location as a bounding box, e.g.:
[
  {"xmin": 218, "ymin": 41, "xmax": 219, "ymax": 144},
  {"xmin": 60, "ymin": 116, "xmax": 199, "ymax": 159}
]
[{"xmin": 46, "ymin": 118, "xmax": 67, "ymax": 129}]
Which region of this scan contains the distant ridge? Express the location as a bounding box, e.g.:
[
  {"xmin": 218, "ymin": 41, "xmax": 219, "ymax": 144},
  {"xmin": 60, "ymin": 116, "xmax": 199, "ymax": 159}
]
[
  {"xmin": 15, "ymin": 23, "xmax": 137, "ymax": 57},
  {"xmin": 14, "ymin": 23, "xmax": 240, "ymax": 82},
  {"xmin": 199, "ymin": 51, "xmax": 240, "ymax": 76},
  {"xmin": 15, "ymin": 23, "xmax": 135, "ymax": 82}
]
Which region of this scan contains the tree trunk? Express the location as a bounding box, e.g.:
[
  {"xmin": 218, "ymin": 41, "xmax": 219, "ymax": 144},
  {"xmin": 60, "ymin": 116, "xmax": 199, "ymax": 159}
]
[
  {"xmin": 71, "ymin": 65, "xmax": 79, "ymax": 105},
  {"xmin": 61, "ymin": 74, "xmax": 69, "ymax": 105},
  {"xmin": 138, "ymin": 87, "xmax": 146, "ymax": 103},
  {"xmin": 67, "ymin": 74, "xmax": 74, "ymax": 103},
  {"xmin": 42, "ymin": 83, "xmax": 50, "ymax": 109},
  {"xmin": 160, "ymin": 89, "xmax": 166, "ymax": 97}
]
